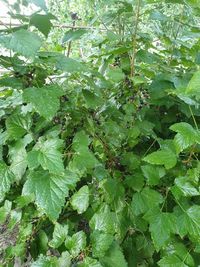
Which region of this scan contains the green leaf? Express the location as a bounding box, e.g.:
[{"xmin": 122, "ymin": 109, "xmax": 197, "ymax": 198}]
[
  {"xmin": 49, "ymin": 223, "xmax": 68, "ymax": 248},
  {"xmin": 0, "ymin": 30, "xmax": 42, "ymax": 57},
  {"xmin": 77, "ymin": 257, "xmax": 103, "ymax": 267},
  {"xmin": 146, "ymin": 211, "xmax": 176, "ymax": 251},
  {"xmin": 0, "ymin": 200, "xmax": 12, "ymax": 223},
  {"xmin": 62, "ymin": 29, "xmax": 87, "ymax": 43},
  {"xmin": 27, "ymin": 150, "xmax": 40, "ymax": 170},
  {"xmin": 143, "ymin": 149, "xmax": 177, "ymax": 169},
  {"xmin": 6, "ymin": 112, "xmax": 32, "ymax": 140},
  {"xmin": 186, "ymin": 70, "xmax": 200, "ymax": 99},
  {"xmin": 9, "ymin": 135, "xmax": 31, "ymax": 181},
  {"xmin": 65, "ymin": 231, "xmax": 86, "ymax": 257},
  {"xmin": 28, "ymin": 0, "xmax": 47, "ymax": 11},
  {"xmin": 72, "ymin": 131, "xmax": 91, "ymax": 151},
  {"xmin": 70, "ymin": 148, "xmax": 98, "ymax": 171},
  {"xmin": 28, "ymin": 138, "xmax": 65, "ymax": 174},
  {"xmin": 56, "ymin": 57, "xmax": 85, "ymax": 73},
  {"xmin": 38, "ymin": 230, "xmax": 49, "ymax": 254},
  {"xmin": 170, "ymin": 122, "xmax": 200, "ymax": 153},
  {"xmin": 30, "ymin": 14, "xmax": 56, "ymax": 37},
  {"xmin": 176, "ymin": 205, "xmax": 200, "ymax": 239},
  {"xmin": 149, "ymin": 10, "xmax": 168, "ymax": 21},
  {"xmin": 100, "ymin": 242, "xmax": 128, "ymax": 267},
  {"xmin": 23, "ymin": 85, "xmax": 63, "ymax": 120},
  {"xmin": 131, "ymin": 187, "xmax": 163, "ymax": 215},
  {"xmin": 105, "ymin": 67, "xmax": 125, "ymax": 82},
  {"xmin": 141, "ymin": 165, "xmax": 166, "ymax": 185},
  {"xmin": 0, "ymin": 162, "xmax": 15, "ymax": 202},
  {"xmin": 91, "ymin": 230, "xmax": 113, "ymax": 258},
  {"xmin": 158, "ymin": 255, "xmax": 188, "ymax": 267},
  {"xmin": 31, "ymin": 255, "xmax": 58, "ymax": 267},
  {"xmin": 174, "ymin": 176, "xmax": 199, "ymax": 197},
  {"xmin": 15, "ymin": 194, "xmax": 35, "ymax": 208},
  {"xmin": 90, "ymin": 205, "xmax": 115, "ymax": 234},
  {"xmin": 22, "ymin": 170, "xmax": 69, "ymax": 221},
  {"xmin": 82, "ymin": 90, "xmax": 103, "ymax": 109},
  {"xmin": 165, "ymin": 241, "xmax": 195, "ymax": 267},
  {"xmin": 71, "ymin": 185, "xmax": 89, "ymax": 214},
  {"xmin": 58, "ymin": 251, "xmax": 71, "ymax": 267}
]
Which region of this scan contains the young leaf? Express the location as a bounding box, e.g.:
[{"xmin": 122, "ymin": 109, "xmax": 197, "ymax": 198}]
[
  {"xmin": 22, "ymin": 170, "xmax": 69, "ymax": 221},
  {"xmin": 143, "ymin": 149, "xmax": 177, "ymax": 169},
  {"xmin": 23, "ymin": 85, "xmax": 64, "ymax": 120},
  {"xmin": 0, "ymin": 30, "xmax": 42, "ymax": 58},
  {"xmin": 71, "ymin": 185, "xmax": 89, "ymax": 214}
]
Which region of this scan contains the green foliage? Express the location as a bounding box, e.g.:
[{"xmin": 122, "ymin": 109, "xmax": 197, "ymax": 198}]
[
  {"xmin": 0, "ymin": 29, "xmax": 42, "ymax": 58},
  {"xmin": 71, "ymin": 185, "xmax": 89, "ymax": 214},
  {"xmin": 23, "ymin": 85, "xmax": 64, "ymax": 120},
  {"xmin": 22, "ymin": 170, "xmax": 69, "ymax": 220},
  {"xmin": 0, "ymin": 0, "xmax": 200, "ymax": 266}
]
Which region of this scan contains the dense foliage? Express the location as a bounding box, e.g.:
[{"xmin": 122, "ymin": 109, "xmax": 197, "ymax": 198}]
[{"xmin": 0, "ymin": 0, "xmax": 200, "ymax": 266}]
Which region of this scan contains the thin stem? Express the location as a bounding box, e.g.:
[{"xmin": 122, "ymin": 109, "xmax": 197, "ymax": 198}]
[
  {"xmin": 143, "ymin": 139, "xmax": 157, "ymax": 157},
  {"xmin": 189, "ymin": 106, "xmax": 199, "ymax": 130},
  {"xmin": 67, "ymin": 20, "xmax": 76, "ymax": 57},
  {"xmin": 130, "ymin": 0, "xmax": 141, "ymax": 77}
]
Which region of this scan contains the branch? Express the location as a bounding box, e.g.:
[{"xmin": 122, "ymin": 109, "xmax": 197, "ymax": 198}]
[{"xmin": 0, "ymin": 21, "xmax": 107, "ymax": 31}]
